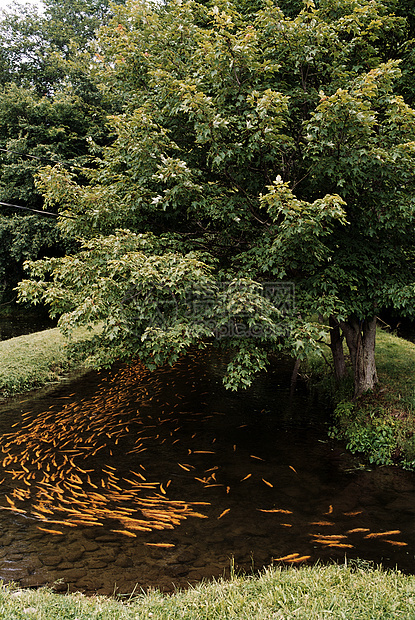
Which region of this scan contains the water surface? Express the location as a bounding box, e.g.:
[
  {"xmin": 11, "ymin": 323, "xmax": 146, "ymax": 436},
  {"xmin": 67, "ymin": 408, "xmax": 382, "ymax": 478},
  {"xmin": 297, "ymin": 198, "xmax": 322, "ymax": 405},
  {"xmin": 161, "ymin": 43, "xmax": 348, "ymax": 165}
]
[
  {"xmin": 0, "ymin": 348, "xmax": 413, "ymax": 595},
  {"xmin": 0, "ymin": 313, "xmax": 56, "ymax": 341}
]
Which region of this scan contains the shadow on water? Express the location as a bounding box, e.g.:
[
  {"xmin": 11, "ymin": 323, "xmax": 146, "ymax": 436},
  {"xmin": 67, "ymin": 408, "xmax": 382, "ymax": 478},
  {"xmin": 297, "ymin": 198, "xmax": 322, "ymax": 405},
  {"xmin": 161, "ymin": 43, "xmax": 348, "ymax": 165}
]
[{"xmin": 0, "ymin": 347, "xmax": 413, "ymax": 596}]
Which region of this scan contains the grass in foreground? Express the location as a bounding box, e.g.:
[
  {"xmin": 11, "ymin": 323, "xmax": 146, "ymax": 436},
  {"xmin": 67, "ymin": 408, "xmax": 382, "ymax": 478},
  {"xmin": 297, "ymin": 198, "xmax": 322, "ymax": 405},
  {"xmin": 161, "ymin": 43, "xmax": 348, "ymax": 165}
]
[
  {"xmin": 0, "ymin": 563, "xmax": 414, "ymax": 620},
  {"xmin": 0, "ymin": 326, "xmax": 93, "ymax": 398}
]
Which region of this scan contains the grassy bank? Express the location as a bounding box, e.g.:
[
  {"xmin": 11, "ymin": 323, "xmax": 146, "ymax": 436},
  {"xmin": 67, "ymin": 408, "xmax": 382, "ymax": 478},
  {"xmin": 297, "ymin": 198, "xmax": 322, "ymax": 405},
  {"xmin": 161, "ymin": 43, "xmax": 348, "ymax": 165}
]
[
  {"xmin": 1, "ymin": 563, "xmax": 414, "ymax": 619},
  {"xmin": 308, "ymin": 328, "xmax": 415, "ymax": 471},
  {"xmin": 0, "ymin": 327, "xmax": 93, "ymax": 399}
]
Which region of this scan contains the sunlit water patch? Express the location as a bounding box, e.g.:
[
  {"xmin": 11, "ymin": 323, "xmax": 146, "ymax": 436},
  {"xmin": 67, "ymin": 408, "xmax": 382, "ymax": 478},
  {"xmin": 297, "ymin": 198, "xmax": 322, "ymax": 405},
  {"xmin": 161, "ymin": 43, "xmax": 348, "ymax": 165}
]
[{"xmin": 0, "ymin": 348, "xmax": 413, "ymax": 595}]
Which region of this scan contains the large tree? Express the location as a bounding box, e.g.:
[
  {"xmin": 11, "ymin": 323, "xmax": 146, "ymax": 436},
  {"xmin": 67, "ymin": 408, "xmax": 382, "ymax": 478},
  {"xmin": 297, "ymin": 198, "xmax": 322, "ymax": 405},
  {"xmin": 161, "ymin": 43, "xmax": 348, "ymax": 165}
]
[{"xmin": 17, "ymin": 0, "xmax": 415, "ymax": 395}]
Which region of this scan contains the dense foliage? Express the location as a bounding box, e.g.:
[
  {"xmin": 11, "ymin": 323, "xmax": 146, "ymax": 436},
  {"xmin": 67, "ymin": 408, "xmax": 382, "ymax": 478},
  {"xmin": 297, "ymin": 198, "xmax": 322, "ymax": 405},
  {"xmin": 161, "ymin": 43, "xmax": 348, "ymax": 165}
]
[
  {"xmin": 11, "ymin": 0, "xmax": 415, "ymax": 395},
  {"xmin": 0, "ymin": 0, "xmax": 123, "ymax": 305},
  {"xmin": 0, "ymin": 214, "xmax": 74, "ymax": 305}
]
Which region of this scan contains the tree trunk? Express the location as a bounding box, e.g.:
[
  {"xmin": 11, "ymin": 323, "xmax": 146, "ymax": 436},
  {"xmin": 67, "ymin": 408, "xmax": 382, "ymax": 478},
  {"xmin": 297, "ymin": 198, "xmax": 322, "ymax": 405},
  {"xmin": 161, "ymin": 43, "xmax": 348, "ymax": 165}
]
[
  {"xmin": 340, "ymin": 316, "xmax": 378, "ymax": 398},
  {"xmin": 329, "ymin": 315, "xmax": 347, "ymax": 382}
]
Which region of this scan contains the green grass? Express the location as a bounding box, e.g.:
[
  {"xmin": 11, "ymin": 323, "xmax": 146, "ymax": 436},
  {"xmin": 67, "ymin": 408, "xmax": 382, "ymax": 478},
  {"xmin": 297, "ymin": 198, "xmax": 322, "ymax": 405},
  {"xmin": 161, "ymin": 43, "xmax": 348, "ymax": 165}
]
[
  {"xmin": 0, "ymin": 326, "xmax": 94, "ymax": 398},
  {"xmin": 350, "ymin": 329, "xmax": 415, "ymax": 470},
  {"xmin": 0, "ymin": 563, "xmax": 413, "ymax": 619},
  {"xmin": 376, "ymin": 329, "xmax": 415, "ymax": 409},
  {"xmin": 307, "ymin": 328, "xmax": 415, "ymax": 470}
]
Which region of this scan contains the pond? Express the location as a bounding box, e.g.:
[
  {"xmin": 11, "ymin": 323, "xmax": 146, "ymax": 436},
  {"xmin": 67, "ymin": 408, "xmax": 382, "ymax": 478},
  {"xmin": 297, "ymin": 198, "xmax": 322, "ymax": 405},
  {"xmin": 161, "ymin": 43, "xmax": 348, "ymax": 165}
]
[
  {"xmin": 397, "ymin": 321, "xmax": 415, "ymax": 344},
  {"xmin": 0, "ymin": 312, "xmax": 56, "ymax": 341},
  {"xmin": 0, "ymin": 348, "xmax": 413, "ymax": 596}
]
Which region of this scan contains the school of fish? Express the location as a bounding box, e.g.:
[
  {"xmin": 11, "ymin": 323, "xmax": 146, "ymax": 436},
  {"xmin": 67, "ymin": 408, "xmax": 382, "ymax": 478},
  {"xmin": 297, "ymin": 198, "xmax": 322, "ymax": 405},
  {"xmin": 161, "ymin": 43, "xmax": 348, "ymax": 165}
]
[{"xmin": 0, "ymin": 352, "xmax": 409, "ymax": 562}]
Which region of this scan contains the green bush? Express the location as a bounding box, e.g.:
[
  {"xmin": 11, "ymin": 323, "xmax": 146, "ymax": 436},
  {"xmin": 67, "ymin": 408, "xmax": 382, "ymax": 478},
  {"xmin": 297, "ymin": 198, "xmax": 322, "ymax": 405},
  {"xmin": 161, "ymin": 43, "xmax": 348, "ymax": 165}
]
[{"xmin": 330, "ymin": 401, "xmax": 399, "ymax": 467}]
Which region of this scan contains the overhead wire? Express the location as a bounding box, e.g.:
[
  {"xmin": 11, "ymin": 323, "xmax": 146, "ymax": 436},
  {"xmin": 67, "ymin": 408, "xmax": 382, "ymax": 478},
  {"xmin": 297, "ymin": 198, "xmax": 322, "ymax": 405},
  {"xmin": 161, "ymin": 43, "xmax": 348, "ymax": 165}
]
[
  {"xmin": 0, "ymin": 201, "xmax": 75, "ymax": 218},
  {"xmin": 0, "ymin": 145, "xmax": 88, "ymax": 218}
]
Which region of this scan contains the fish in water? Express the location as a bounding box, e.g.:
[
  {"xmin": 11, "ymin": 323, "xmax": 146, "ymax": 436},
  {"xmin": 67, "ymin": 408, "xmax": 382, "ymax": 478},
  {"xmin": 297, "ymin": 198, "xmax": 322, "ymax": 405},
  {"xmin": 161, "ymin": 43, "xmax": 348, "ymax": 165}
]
[
  {"xmin": 273, "ymin": 553, "xmax": 299, "ymax": 561},
  {"xmin": 217, "ymin": 508, "xmax": 230, "ymax": 519},
  {"xmin": 258, "ymin": 508, "xmax": 292, "ymax": 514},
  {"xmin": 364, "ymin": 530, "xmax": 401, "ymax": 539},
  {"xmin": 37, "ymin": 527, "xmax": 64, "ymax": 535}
]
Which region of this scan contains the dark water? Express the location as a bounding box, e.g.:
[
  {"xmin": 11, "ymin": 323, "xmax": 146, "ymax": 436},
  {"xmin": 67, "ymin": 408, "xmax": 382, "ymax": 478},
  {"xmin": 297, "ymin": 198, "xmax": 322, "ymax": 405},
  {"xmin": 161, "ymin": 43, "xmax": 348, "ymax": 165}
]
[
  {"xmin": 397, "ymin": 322, "xmax": 415, "ymax": 344},
  {"xmin": 0, "ymin": 348, "xmax": 413, "ymax": 596},
  {"xmin": 379, "ymin": 315, "xmax": 415, "ymax": 344},
  {"xmin": 0, "ymin": 313, "xmax": 56, "ymax": 341}
]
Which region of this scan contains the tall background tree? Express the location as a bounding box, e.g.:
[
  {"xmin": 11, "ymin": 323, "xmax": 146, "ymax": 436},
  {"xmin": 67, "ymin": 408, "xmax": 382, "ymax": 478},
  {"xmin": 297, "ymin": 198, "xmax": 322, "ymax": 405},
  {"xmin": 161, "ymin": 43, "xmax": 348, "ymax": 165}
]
[{"xmin": 0, "ymin": 0, "xmax": 123, "ymax": 306}]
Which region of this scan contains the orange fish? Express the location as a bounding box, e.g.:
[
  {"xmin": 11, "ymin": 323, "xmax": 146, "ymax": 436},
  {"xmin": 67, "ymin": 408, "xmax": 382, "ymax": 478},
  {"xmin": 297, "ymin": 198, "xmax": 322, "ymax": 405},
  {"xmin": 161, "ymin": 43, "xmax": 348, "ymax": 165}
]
[
  {"xmin": 218, "ymin": 508, "xmax": 230, "ymax": 519},
  {"xmin": 273, "ymin": 553, "xmax": 299, "ymax": 561},
  {"xmin": 37, "ymin": 527, "xmax": 64, "ymax": 535},
  {"xmin": 258, "ymin": 508, "xmax": 292, "ymax": 514},
  {"xmin": 178, "ymin": 463, "xmax": 191, "ymax": 471},
  {"xmin": 193, "ymin": 451, "xmax": 215, "ymax": 454},
  {"xmin": 0, "ymin": 505, "xmax": 26, "ymax": 514},
  {"xmin": 240, "ymin": 474, "xmax": 252, "ymax": 482},
  {"xmin": 365, "ymin": 530, "xmax": 401, "ymax": 539},
  {"xmin": 262, "ymin": 479, "xmax": 273, "ymax": 488},
  {"xmin": 310, "ymin": 534, "xmax": 347, "ymax": 539}
]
